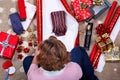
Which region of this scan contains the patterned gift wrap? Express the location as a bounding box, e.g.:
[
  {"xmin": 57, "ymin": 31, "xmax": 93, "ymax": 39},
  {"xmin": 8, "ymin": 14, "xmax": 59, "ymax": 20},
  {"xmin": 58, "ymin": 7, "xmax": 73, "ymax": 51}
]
[
  {"xmin": 71, "ymin": 0, "xmax": 93, "ymax": 22},
  {"xmin": 0, "ymin": 32, "xmax": 19, "ymax": 59}
]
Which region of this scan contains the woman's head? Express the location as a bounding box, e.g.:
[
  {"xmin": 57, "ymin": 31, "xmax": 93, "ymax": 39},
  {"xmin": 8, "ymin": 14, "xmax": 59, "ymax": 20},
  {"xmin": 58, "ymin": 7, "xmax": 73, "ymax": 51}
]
[{"xmin": 37, "ymin": 36, "xmax": 70, "ymax": 71}]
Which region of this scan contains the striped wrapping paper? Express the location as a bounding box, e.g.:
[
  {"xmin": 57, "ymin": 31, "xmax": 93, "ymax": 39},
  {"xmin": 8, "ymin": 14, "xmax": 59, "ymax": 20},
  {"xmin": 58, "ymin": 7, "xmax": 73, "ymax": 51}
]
[{"xmin": 51, "ymin": 11, "xmax": 67, "ymax": 36}]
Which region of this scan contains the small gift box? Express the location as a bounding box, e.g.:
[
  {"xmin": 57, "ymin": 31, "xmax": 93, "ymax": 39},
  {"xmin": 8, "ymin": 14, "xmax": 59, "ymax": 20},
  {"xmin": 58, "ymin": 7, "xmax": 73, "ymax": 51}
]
[
  {"xmin": 96, "ymin": 33, "xmax": 113, "ymax": 52},
  {"xmin": 71, "ymin": 0, "xmax": 93, "ymax": 22},
  {"xmin": 87, "ymin": 0, "xmax": 111, "ymax": 21},
  {"xmin": 0, "ymin": 32, "xmax": 19, "ymax": 59},
  {"xmin": 105, "ymin": 46, "xmax": 120, "ymax": 62}
]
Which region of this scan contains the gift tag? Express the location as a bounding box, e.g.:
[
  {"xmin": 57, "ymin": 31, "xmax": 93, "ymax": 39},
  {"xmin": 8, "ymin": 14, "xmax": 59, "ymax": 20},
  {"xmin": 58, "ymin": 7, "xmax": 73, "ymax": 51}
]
[{"xmin": 21, "ymin": 2, "xmax": 36, "ymax": 30}]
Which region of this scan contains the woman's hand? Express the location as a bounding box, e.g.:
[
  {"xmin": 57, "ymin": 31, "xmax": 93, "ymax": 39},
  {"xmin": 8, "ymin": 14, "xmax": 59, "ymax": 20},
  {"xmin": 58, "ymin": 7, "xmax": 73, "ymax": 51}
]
[{"xmin": 32, "ymin": 47, "xmax": 40, "ymax": 65}]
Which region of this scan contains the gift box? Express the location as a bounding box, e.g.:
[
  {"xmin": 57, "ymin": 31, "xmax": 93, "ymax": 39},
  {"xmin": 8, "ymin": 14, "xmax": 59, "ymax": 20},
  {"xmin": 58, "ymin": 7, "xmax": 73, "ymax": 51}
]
[
  {"xmin": 96, "ymin": 33, "xmax": 113, "ymax": 52},
  {"xmin": 71, "ymin": 0, "xmax": 93, "ymax": 22},
  {"xmin": 105, "ymin": 46, "xmax": 120, "ymax": 62},
  {"xmin": 87, "ymin": 0, "xmax": 111, "ymax": 22},
  {"xmin": 0, "ymin": 32, "xmax": 19, "ymax": 59}
]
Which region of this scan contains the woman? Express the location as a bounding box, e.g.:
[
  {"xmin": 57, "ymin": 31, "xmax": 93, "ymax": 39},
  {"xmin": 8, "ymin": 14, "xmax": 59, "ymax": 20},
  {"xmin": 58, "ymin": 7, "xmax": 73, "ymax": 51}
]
[{"xmin": 23, "ymin": 36, "xmax": 98, "ymax": 80}]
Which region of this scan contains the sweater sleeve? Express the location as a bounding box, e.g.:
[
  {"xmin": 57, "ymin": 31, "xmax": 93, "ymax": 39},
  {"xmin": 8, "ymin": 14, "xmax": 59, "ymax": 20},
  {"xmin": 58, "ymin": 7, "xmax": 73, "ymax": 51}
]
[{"xmin": 27, "ymin": 64, "xmax": 39, "ymax": 80}]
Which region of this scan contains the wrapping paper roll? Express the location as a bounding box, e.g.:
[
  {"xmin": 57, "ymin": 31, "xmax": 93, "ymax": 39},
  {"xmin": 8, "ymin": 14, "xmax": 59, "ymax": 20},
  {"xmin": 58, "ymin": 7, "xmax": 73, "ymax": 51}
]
[
  {"xmin": 90, "ymin": 44, "xmax": 98, "ymax": 63},
  {"xmin": 104, "ymin": 1, "xmax": 117, "ymax": 26},
  {"xmin": 18, "ymin": 0, "xmax": 26, "ymax": 21},
  {"xmin": 109, "ymin": 6, "xmax": 120, "ymax": 34},
  {"xmin": 36, "ymin": 0, "xmax": 42, "ymax": 43}
]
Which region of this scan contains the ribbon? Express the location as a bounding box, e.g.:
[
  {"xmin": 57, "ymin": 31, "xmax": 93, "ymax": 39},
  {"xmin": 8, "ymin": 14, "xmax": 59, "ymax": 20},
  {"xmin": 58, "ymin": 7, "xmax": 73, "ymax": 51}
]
[
  {"xmin": 0, "ymin": 34, "xmax": 15, "ymax": 56},
  {"xmin": 96, "ymin": 24, "xmax": 111, "ymax": 36}
]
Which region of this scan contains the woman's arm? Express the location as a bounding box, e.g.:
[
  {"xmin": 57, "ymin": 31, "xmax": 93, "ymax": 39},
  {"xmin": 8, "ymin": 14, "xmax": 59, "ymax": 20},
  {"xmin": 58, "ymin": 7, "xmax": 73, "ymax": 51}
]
[{"xmin": 32, "ymin": 48, "xmax": 40, "ymax": 65}]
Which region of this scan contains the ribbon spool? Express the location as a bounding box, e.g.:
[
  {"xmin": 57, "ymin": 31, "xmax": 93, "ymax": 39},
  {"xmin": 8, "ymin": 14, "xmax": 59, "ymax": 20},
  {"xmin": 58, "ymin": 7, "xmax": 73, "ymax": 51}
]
[{"xmin": 2, "ymin": 60, "xmax": 13, "ymax": 69}]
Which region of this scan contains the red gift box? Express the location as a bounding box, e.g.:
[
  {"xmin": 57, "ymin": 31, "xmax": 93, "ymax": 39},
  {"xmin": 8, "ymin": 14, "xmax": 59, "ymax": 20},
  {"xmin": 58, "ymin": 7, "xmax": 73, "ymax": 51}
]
[
  {"xmin": 71, "ymin": 0, "xmax": 93, "ymax": 22},
  {"xmin": 0, "ymin": 32, "xmax": 19, "ymax": 59}
]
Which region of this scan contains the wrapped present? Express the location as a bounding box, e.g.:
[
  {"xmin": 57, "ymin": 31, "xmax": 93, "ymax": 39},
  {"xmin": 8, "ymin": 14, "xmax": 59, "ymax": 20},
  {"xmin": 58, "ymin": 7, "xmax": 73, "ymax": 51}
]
[
  {"xmin": 105, "ymin": 46, "xmax": 120, "ymax": 62},
  {"xmin": 96, "ymin": 33, "xmax": 113, "ymax": 52},
  {"xmin": 0, "ymin": 32, "xmax": 19, "ymax": 59},
  {"xmin": 71, "ymin": 0, "xmax": 93, "ymax": 22},
  {"xmin": 87, "ymin": 0, "xmax": 111, "ymax": 22}
]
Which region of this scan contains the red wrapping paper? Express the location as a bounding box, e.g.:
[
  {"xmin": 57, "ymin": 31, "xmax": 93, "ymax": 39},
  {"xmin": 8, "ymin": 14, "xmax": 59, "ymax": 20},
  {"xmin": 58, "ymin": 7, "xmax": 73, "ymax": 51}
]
[
  {"xmin": 104, "ymin": 1, "xmax": 117, "ymax": 26},
  {"xmin": 0, "ymin": 32, "xmax": 18, "ymax": 59},
  {"xmin": 109, "ymin": 6, "xmax": 120, "ymax": 34},
  {"xmin": 36, "ymin": 0, "xmax": 42, "ymax": 43},
  {"xmin": 92, "ymin": 50, "xmax": 101, "ymax": 69},
  {"xmin": 90, "ymin": 44, "xmax": 98, "ymax": 63},
  {"xmin": 18, "ymin": 0, "xmax": 26, "ymax": 20},
  {"xmin": 71, "ymin": 0, "xmax": 93, "ymax": 22}
]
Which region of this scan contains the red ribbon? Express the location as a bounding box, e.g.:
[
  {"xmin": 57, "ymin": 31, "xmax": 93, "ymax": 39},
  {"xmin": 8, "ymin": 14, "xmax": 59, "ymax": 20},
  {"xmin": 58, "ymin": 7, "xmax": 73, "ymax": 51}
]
[{"xmin": 96, "ymin": 24, "xmax": 111, "ymax": 36}]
